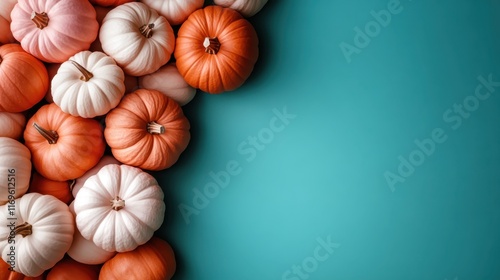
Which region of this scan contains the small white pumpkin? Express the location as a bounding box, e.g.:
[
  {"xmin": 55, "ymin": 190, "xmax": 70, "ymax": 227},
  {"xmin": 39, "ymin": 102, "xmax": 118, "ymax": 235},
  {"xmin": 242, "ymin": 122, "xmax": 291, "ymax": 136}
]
[
  {"xmin": 74, "ymin": 164, "xmax": 165, "ymax": 252},
  {"xmin": 51, "ymin": 50, "xmax": 126, "ymax": 118},
  {"xmin": 214, "ymin": 0, "xmax": 268, "ymax": 17},
  {"xmin": 0, "ymin": 137, "xmax": 31, "ymax": 205},
  {"xmin": 138, "ymin": 63, "xmax": 196, "ymax": 106},
  {"xmin": 67, "ymin": 202, "xmax": 116, "ymax": 265},
  {"xmin": 99, "ymin": 2, "xmax": 175, "ymax": 76},
  {"xmin": 0, "ymin": 112, "xmax": 26, "ymax": 139},
  {"xmin": 72, "ymin": 155, "xmax": 121, "ymax": 198},
  {"xmin": 0, "ymin": 193, "xmax": 74, "ymax": 277},
  {"xmin": 140, "ymin": 0, "xmax": 204, "ymax": 26}
]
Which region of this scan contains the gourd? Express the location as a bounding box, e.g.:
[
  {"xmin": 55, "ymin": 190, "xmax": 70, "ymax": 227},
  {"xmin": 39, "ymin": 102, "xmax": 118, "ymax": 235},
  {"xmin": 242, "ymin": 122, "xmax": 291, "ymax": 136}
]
[
  {"xmin": 213, "ymin": 0, "xmax": 268, "ymax": 17},
  {"xmin": 140, "ymin": 0, "xmax": 204, "ymax": 25},
  {"xmin": 0, "ymin": 259, "xmax": 44, "ymax": 280},
  {"xmin": 28, "ymin": 172, "xmax": 73, "ymax": 205},
  {"xmin": 99, "ymin": 2, "xmax": 175, "ymax": 76},
  {"xmin": 0, "ymin": 0, "xmax": 17, "ymax": 44},
  {"xmin": 10, "ymin": 0, "xmax": 99, "ymax": 63},
  {"xmin": 175, "ymin": 5, "xmax": 259, "ymax": 94},
  {"xmin": 105, "ymin": 89, "xmax": 191, "ymax": 171},
  {"xmin": 72, "ymin": 155, "xmax": 120, "ymax": 198},
  {"xmin": 0, "ymin": 112, "xmax": 26, "ymax": 140},
  {"xmin": 46, "ymin": 257, "xmax": 101, "ymax": 280},
  {"xmin": 51, "ymin": 51, "xmax": 126, "ymax": 118},
  {"xmin": 89, "ymin": 0, "xmax": 135, "ymax": 7},
  {"xmin": 74, "ymin": 164, "xmax": 165, "ymax": 252},
  {"xmin": 0, "ymin": 193, "xmax": 74, "ymax": 277},
  {"xmin": 0, "ymin": 137, "xmax": 31, "ymax": 205}
]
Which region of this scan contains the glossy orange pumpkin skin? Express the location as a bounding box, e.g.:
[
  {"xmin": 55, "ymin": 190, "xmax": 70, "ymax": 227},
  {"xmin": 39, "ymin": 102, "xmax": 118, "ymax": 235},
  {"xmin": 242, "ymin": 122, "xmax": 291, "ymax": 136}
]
[
  {"xmin": 98, "ymin": 237, "xmax": 176, "ymax": 280},
  {"xmin": 28, "ymin": 172, "xmax": 73, "ymax": 204},
  {"xmin": 47, "ymin": 257, "xmax": 100, "ymax": 280},
  {"xmin": 0, "ymin": 44, "xmax": 49, "ymax": 112},
  {"xmin": 0, "ymin": 259, "xmax": 44, "ymax": 280},
  {"xmin": 104, "ymin": 89, "xmax": 190, "ymax": 171},
  {"xmin": 24, "ymin": 103, "xmax": 106, "ymax": 181},
  {"xmin": 175, "ymin": 5, "xmax": 259, "ymax": 94}
]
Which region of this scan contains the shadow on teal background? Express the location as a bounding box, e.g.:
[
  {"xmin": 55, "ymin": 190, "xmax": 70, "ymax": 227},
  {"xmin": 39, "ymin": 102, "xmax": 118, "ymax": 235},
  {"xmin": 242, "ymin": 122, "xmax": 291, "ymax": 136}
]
[{"xmin": 152, "ymin": 0, "xmax": 500, "ymax": 279}]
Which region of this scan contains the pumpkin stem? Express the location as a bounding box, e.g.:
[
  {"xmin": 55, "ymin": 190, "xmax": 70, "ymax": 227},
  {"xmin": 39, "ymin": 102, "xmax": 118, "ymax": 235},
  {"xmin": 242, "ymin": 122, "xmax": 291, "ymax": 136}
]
[
  {"xmin": 31, "ymin": 11, "xmax": 49, "ymax": 29},
  {"xmin": 139, "ymin": 23, "xmax": 155, "ymax": 38},
  {"xmin": 14, "ymin": 222, "xmax": 33, "ymax": 238},
  {"xmin": 70, "ymin": 60, "xmax": 93, "ymax": 81},
  {"xmin": 33, "ymin": 122, "xmax": 59, "ymax": 144},
  {"xmin": 147, "ymin": 121, "xmax": 165, "ymax": 134},
  {"xmin": 204, "ymin": 37, "xmax": 221, "ymax": 54},
  {"xmin": 110, "ymin": 196, "xmax": 125, "ymax": 211}
]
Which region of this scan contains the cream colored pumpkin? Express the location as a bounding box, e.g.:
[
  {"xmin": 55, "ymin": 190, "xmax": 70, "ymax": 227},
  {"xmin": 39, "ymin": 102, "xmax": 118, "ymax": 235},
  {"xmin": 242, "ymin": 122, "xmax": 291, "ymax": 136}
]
[
  {"xmin": 99, "ymin": 2, "xmax": 175, "ymax": 76},
  {"xmin": 51, "ymin": 51, "xmax": 125, "ymax": 118},
  {"xmin": 0, "ymin": 112, "xmax": 26, "ymax": 139},
  {"xmin": 74, "ymin": 164, "xmax": 165, "ymax": 252},
  {"xmin": 0, "ymin": 0, "xmax": 17, "ymax": 44},
  {"xmin": 214, "ymin": 0, "xmax": 268, "ymax": 17},
  {"xmin": 0, "ymin": 137, "xmax": 31, "ymax": 205},
  {"xmin": 140, "ymin": 0, "xmax": 204, "ymax": 26},
  {"xmin": 67, "ymin": 202, "xmax": 116, "ymax": 265},
  {"xmin": 0, "ymin": 193, "xmax": 74, "ymax": 277},
  {"xmin": 72, "ymin": 155, "xmax": 120, "ymax": 198},
  {"xmin": 138, "ymin": 63, "xmax": 196, "ymax": 106}
]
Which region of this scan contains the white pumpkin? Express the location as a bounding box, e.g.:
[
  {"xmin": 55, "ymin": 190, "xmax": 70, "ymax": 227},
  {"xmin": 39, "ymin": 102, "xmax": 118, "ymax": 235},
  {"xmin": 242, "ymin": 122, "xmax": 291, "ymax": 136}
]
[
  {"xmin": 99, "ymin": 2, "xmax": 175, "ymax": 76},
  {"xmin": 74, "ymin": 164, "xmax": 165, "ymax": 252},
  {"xmin": 213, "ymin": 0, "xmax": 268, "ymax": 17},
  {"xmin": 0, "ymin": 0, "xmax": 17, "ymax": 44},
  {"xmin": 0, "ymin": 137, "xmax": 31, "ymax": 205},
  {"xmin": 0, "ymin": 193, "xmax": 74, "ymax": 277},
  {"xmin": 72, "ymin": 155, "xmax": 121, "ymax": 198},
  {"xmin": 0, "ymin": 112, "xmax": 26, "ymax": 139},
  {"xmin": 51, "ymin": 50, "xmax": 126, "ymax": 118},
  {"xmin": 138, "ymin": 63, "xmax": 196, "ymax": 106},
  {"xmin": 67, "ymin": 202, "xmax": 116, "ymax": 265},
  {"xmin": 140, "ymin": 0, "xmax": 204, "ymax": 26}
]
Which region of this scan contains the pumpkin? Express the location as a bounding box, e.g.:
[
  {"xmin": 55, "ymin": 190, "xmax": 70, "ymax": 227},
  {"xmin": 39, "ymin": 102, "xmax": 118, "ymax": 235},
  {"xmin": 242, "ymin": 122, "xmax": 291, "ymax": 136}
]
[
  {"xmin": 28, "ymin": 172, "xmax": 73, "ymax": 205},
  {"xmin": 23, "ymin": 103, "xmax": 106, "ymax": 181},
  {"xmin": 10, "ymin": 0, "xmax": 99, "ymax": 63},
  {"xmin": 175, "ymin": 5, "xmax": 259, "ymax": 94},
  {"xmin": 214, "ymin": 0, "xmax": 268, "ymax": 17},
  {"xmin": 0, "ymin": 193, "xmax": 74, "ymax": 277},
  {"xmin": 47, "ymin": 257, "xmax": 101, "ymax": 280},
  {"xmin": 99, "ymin": 2, "xmax": 175, "ymax": 76},
  {"xmin": 44, "ymin": 63, "xmax": 61, "ymax": 103},
  {"xmin": 0, "ymin": 0, "xmax": 17, "ymax": 44},
  {"xmin": 0, "ymin": 259, "xmax": 44, "ymax": 280},
  {"xmin": 140, "ymin": 0, "xmax": 204, "ymax": 26},
  {"xmin": 138, "ymin": 63, "xmax": 196, "ymax": 106},
  {"xmin": 74, "ymin": 164, "xmax": 165, "ymax": 252},
  {"xmin": 0, "ymin": 112, "xmax": 26, "ymax": 139},
  {"xmin": 72, "ymin": 155, "xmax": 120, "ymax": 198},
  {"xmin": 0, "ymin": 137, "xmax": 31, "ymax": 205},
  {"xmin": 67, "ymin": 202, "xmax": 116, "ymax": 265},
  {"xmin": 99, "ymin": 237, "xmax": 176, "ymax": 280},
  {"xmin": 89, "ymin": 0, "xmax": 135, "ymax": 7},
  {"xmin": 51, "ymin": 50, "xmax": 126, "ymax": 118},
  {"xmin": 89, "ymin": 5, "xmax": 111, "ymax": 53},
  {"xmin": 104, "ymin": 89, "xmax": 190, "ymax": 171},
  {"xmin": 0, "ymin": 44, "xmax": 48, "ymax": 112}
]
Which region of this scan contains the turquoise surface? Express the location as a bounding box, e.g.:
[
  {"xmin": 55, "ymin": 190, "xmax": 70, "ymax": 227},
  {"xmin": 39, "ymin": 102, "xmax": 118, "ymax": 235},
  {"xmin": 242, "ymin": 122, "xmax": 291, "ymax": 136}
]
[{"xmin": 154, "ymin": 0, "xmax": 500, "ymax": 279}]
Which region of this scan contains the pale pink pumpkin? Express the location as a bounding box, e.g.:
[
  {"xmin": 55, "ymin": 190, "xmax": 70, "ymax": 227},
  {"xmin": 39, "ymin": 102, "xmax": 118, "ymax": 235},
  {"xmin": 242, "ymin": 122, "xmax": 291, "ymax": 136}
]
[{"xmin": 10, "ymin": 0, "xmax": 99, "ymax": 63}]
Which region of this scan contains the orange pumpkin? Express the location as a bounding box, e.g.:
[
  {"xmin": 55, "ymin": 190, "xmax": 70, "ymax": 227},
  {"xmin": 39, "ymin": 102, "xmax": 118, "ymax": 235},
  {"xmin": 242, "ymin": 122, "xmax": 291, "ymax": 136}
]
[
  {"xmin": 28, "ymin": 172, "xmax": 73, "ymax": 204},
  {"xmin": 47, "ymin": 257, "xmax": 100, "ymax": 280},
  {"xmin": 175, "ymin": 5, "xmax": 259, "ymax": 94},
  {"xmin": 0, "ymin": 112, "xmax": 26, "ymax": 139},
  {"xmin": 0, "ymin": 44, "xmax": 49, "ymax": 112},
  {"xmin": 24, "ymin": 103, "xmax": 106, "ymax": 181},
  {"xmin": 0, "ymin": 259, "xmax": 43, "ymax": 280},
  {"xmin": 98, "ymin": 237, "xmax": 176, "ymax": 280},
  {"xmin": 105, "ymin": 89, "xmax": 190, "ymax": 171}
]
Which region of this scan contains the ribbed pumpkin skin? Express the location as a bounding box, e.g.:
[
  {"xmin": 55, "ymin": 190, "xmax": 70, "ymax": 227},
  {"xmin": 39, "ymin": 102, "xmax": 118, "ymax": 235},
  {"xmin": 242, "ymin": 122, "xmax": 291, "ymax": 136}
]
[
  {"xmin": 23, "ymin": 103, "xmax": 106, "ymax": 181},
  {"xmin": 174, "ymin": 5, "xmax": 259, "ymax": 94},
  {"xmin": 214, "ymin": 0, "xmax": 269, "ymax": 17},
  {"xmin": 0, "ymin": 44, "xmax": 49, "ymax": 112},
  {"xmin": 28, "ymin": 172, "xmax": 73, "ymax": 204},
  {"xmin": 0, "ymin": 259, "xmax": 44, "ymax": 280},
  {"xmin": 11, "ymin": 0, "xmax": 99, "ymax": 63},
  {"xmin": 140, "ymin": 0, "xmax": 204, "ymax": 25},
  {"xmin": 0, "ymin": 0, "xmax": 17, "ymax": 44},
  {"xmin": 46, "ymin": 257, "xmax": 101, "ymax": 280},
  {"xmin": 104, "ymin": 89, "xmax": 190, "ymax": 171},
  {"xmin": 90, "ymin": 0, "xmax": 135, "ymax": 7},
  {"xmin": 0, "ymin": 112, "xmax": 26, "ymax": 140},
  {"xmin": 0, "ymin": 137, "xmax": 32, "ymax": 205}
]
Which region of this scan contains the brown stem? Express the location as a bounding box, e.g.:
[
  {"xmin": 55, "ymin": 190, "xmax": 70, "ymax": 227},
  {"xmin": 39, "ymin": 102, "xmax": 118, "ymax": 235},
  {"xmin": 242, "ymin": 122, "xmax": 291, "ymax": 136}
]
[
  {"xmin": 139, "ymin": 23, "xmax": 155, "ymax": 38},
  {"xmin": 33, "ymin": 122, "xmax": 58, "ymax": 144},
  {"xmin": 70, "ymin": 60, "xmax": 93, "ymax": 81},
  {"xmin": 31, "ymin": 11, "xmax": 49, "ymax": 29},
  {"xmin": 110, "ymin": 196, "xmax": 125, "ymax": 211},
  {"xmin": 204, "ymin": 37, "xmax": 221, "ymax": 54},
  {"xmin": 147, "ymin": 121, "xmax": 165, "ymax": 134},
  {"xmin": 15, "ymin": 222, "xmax": 32, "ymax": 238}
]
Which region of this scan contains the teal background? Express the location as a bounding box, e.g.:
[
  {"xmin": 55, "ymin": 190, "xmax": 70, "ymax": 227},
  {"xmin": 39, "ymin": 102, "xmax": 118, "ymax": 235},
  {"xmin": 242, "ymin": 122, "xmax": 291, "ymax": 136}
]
[{"xmin": 154, "ymin": 0, "xmax": 500, "ymax": 279}]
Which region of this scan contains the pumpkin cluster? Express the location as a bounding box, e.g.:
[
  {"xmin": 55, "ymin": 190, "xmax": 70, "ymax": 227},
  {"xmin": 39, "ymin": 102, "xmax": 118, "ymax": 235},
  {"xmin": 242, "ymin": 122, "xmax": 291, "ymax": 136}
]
[{"xmin": 0, "ymin": 0, "xmax": 268, "ymax": 278}]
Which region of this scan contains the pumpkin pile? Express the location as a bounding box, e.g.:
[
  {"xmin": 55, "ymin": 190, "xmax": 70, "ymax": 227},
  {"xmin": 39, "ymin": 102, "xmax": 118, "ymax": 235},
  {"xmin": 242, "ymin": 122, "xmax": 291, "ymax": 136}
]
[{"xmin": 0, "ymin": 0, "xmax": 267, "ymax": 279}]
